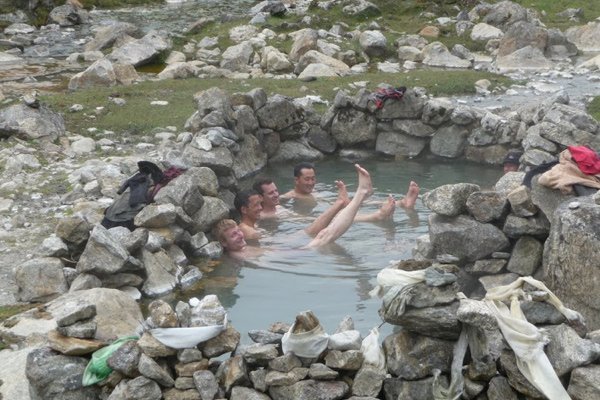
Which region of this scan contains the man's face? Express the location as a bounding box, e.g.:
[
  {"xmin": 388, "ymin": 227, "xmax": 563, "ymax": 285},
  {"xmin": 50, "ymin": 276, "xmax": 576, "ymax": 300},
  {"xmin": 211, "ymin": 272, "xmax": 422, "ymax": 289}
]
[
  {"xmin": 242, "ymin": 194, "xmax": 263, "ymax": 220},
  {"xmin": 221, "ymin": 226, "xmax": 246, "ymax": 251},
  {"xmin": 294, "ymin": 168, "xmax": 316, "ymax": 195},
  {"xmin": 503, "ymin": 163, "xmax": 518, "ymax": 174},
  {"xmin": 260, "ymin": 182, "xmax": 280, "ymax": 208}
]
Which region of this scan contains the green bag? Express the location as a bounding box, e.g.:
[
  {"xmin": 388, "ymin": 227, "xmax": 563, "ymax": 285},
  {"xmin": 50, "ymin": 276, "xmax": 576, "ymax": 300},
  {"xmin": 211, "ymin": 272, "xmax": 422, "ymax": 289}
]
[{"xmin": 82, "ymin": 335, "xmax": 139, "ymax": 386}]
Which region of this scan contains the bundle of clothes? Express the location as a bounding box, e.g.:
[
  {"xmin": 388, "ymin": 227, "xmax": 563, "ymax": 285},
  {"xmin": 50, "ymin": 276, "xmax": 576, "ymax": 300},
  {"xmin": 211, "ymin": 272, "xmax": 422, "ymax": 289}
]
[
  {"xmin": 527, "ymin": 145, "xmax": 600, "ymax": 196},
  {"xmin": 101, "ymin": 161, "xmax": 185, "ymax": 230}
]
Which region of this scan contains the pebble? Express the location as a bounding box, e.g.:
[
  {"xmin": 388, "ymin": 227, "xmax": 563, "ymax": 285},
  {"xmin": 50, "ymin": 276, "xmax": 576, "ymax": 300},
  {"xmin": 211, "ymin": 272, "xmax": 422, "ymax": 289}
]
[{"xmin": 568, "ymin": 201, "xmax": 580, "ymax": 209}]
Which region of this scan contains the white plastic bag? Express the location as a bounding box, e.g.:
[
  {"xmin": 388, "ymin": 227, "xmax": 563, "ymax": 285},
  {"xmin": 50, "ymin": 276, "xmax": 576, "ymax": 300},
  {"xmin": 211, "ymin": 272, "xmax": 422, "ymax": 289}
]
[
  {"xmin": 360, "ymin": 327, "xmax": 385, "ymax": 370},
  {"xmin": 149, "ymin": 314, "xmax": 228, "ymax": 349},
  {"xmin": 281, "ymin": 323, "xmax": 329, "ymax": 358}
]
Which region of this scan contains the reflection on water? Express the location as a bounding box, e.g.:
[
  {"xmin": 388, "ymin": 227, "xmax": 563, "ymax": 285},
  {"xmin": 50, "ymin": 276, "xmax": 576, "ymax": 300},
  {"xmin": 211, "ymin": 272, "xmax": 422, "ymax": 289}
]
[{"xmin": 183, "ymin": 158, "xmax": 503, "ymax": 340}]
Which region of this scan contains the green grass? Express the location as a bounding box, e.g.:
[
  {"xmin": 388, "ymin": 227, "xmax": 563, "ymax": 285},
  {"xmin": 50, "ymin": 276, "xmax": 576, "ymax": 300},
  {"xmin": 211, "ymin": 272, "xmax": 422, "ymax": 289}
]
[
  {"xmin": 587, "ymin": 97, "xmax": 600, "ymax": 122},
  {"xmin": 42, "ymin": 70, "xmax": 513, "ymax": 135},
  {"xmin": 0, "ymin": 304, "xmax": 41, "ymax": 350}
]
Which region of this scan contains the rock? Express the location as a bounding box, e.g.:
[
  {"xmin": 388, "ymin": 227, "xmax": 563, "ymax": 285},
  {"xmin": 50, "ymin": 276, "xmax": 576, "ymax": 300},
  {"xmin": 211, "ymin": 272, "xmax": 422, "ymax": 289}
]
[
  {"xmin": 331, "ymin": 109, "xmax": 376, "ymax": 147},
  {"xmin": 359, "ymin": 30, "xmax": 387, "ymax": 57},
  {"xmin": 567, "ymin": 365, "xmax": 600, "ymax": 400},
  {"xmin": 487, "ymin": 376, "xmax": 519, "ymax": 400},
  {"xmin": 220, "ymin": 41, "xmax": 253, "ymax": 72},
  {"xmin": 48, "ymin": 4, "xmax": 89, "ymax": 26},
  {"xmin": 85, "ymin": 22, "xmax": 139, "ymax": 52},
  {"xmin": 26, "ymin": 347, "xmax": 100, "ymax": 400},
  {"xmin": 352, "ymin": 365, "xmax": 386, "ymax": 397},
  {"xmin": 110, "ymin": 376, "xmax": 162, "ymax": 400},
  {"xmin": 506, "ymin": 236, "xmax": 542, "ymax": 275},
  {"xmin": 383, "ymin": 330, "xmax": 454, "ymax": 379},
  {"xmin": 471, "ymin": 23, "xmax": 504, "ymax": 41},
  {"xmin": 289, "ymin": 28, "xmax": 318, "ymax": 62},
  {"xmin": 76, "ymin": 225, "xmax": 130, "ymax": 275},
  {"xmin": 375, "ymin": 130, "xmax": 428, "ymax": 158},
  {"xmin": 68, "ymin": 58, "xmax": 117, "ymax": 90},
  {"xmin": 496, "ymin": 46, "xmax": 553, "ymax": 71},
  {"xmin": 499, "ymin": 349, "xmax": 544, "ymax": 398},
  {"xmin": 423, "ymin": 183, "xmax": 481, "ymax": 216},
  {"xmin": 193, "ymin": 370, "xmax": 218, "ymax": 399},
  {"xmin": 428, "ymin": 214, "xmax": 510, "ymax": 262},
  {"xmin": 295, "ymin": 50, "xmax": 350, "ymax": 76},
  {"xmin": 0, "ymin": 103, "xmax": 65, "ymax": 141},
  {"xmin": 421, "ymin": 42, "xmax": 471, "ymax": 68},
  {"xmin": 545, "ymin": 324, "xmax": 600, "ymax": 377},
  {"xmin": 497, "ymin": 21, "xmax": 548, "ymax": 57},
  {"xmin": 430, "ymin": 124, "xmax": 470, "ymax": 158},
  {"xmin": 139, "ymin": 353, "xmax": 174, "ymax": 387},
  {"xmin": 383, "ymin": 376, "xmax": 444, "ymax": 400},
  {"xmin": 466, "ymin": 191, "xmax": 508, "ymax": 222},
  {"xmin": 269, "ymin": 379, "xmax": 349, "ymax": 400},
  {"xmin": 231, "ymin": 387, "xmax": 270, "ymax": 400},
  {"xmin": 566, "ymin": 21, "xmax": 600, "ymax": 52},
  {"xmin": 14, "ymin": 257, "xmax": 68, "ymax": 302},
  {"xmin": 110, "ymin": 30, "xmax": 171, "ymax": 67}
]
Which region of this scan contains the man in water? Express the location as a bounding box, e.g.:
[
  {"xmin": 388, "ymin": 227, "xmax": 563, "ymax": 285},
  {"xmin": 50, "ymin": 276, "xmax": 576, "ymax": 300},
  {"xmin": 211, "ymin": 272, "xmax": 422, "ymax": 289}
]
[
  {"xmin": 252, "ymin": 178, "xmax": 281, "ymax": 219},
  {"xmin": 214, "ymin": 164, "xmax": 374, "ymax": 259},
  {"xmin": 503, "ymin": 151, "xmax": 522, "ymax": 174},
  {"xmin": 280, "ymin": 162, "xmax": 317, "ymax": 202},
  {"xmin": 234, "ymin": 189, "xmax": 263, "ymax": 240}
]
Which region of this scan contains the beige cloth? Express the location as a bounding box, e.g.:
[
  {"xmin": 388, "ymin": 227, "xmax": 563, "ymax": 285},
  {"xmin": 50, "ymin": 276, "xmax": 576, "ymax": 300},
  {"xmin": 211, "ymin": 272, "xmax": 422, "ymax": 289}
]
[
  {"xmin": 484, "ymin": 277, "xmax": 582, "ymax": 400},
  {"xmin": 538, "ymin": 149, "xmax": 600, "ymax": 194}
]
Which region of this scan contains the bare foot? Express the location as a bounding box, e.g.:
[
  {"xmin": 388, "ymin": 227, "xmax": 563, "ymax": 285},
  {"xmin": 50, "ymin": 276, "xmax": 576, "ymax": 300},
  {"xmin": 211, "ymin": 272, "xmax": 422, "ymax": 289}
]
[
  {"xmin": 355, "ymin": 164, "xmax": 373, "ymax": 199},
  {"xmin": 376, "ymin": 195, "xmax": 396, "ymax": 220},
  {"xmin": 397, "ymin": 181, "xmax": 419, "ymax": 209},
  {"xmin": 335, "ymin": 180, "xmax": 351, "ymax": 207}
]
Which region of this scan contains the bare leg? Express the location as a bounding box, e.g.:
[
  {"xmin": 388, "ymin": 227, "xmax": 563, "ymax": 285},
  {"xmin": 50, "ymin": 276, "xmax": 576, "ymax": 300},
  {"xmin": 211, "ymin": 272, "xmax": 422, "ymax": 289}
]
[
  {"xmin": 306, "ymin": 165, "xmax": 372, "ymax": 248},
  {"xmin": 354, "ymin": 194, "xmax": 396, "ymax": 222},
  {"xmin": 396, "ymin": 181, "xmax": 419, "ymax": 209},
  {"xmin": 304, "ymin": 180, "xmax": 348, "ymax": 237}
]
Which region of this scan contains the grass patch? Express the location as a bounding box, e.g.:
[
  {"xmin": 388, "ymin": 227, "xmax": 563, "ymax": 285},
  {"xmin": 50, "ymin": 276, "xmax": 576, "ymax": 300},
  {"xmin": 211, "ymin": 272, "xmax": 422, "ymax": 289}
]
[
  {"xmin": 0, "ymin": 304, "xmax": 36, "ymax": 322},
  {"xmin": 0, "ymin": 304, "xmax": 42, "ymax": 350},
  {"xmin": 43, "ymin": 70, "xmax": 513, "ymax": 134},
  {"xmin": 587, "ymin": 96, "xmax": 600, "ymax": 122}
]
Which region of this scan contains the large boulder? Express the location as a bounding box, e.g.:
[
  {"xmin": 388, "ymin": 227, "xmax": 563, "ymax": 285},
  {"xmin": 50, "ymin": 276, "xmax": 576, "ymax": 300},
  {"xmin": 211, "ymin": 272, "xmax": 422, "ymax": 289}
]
[
  {"xmin": 497, "ymin": 21, "xmax": 548, "ymax": 57},
  {"xmin": 565, "ymin": 21, "xmax": 600, "ymax": 52},
  {"xmin": 544, "ymin": 199, "xmax": 600, "ymax": 330},
  {"xmin": 0, "ymin": 103, "xmax": 65, "ymax": 141},
  {"xmin": 68, "ymin": 58, "xmax": 116, "ymax": 89},
  {"xmin": 428, "ymin": 214, "xmax": 510, "ymax": 262},
  {"xmin": 85, "ymin": 22, "xmax": 139, "ymax": 52},
  {"xmin": 14, "ymin": 257, "xmax": 68, "ymax": 302},
  {"xmin": 331, "ymin": 109, "xmax": 377, "ymax": 147},
  {"xmin": 109, "ymin": 30, "xmax": 171, "ymax": 67},
  {"xmin": 26, "ymin": 347, "xmax": 100, "ymax": 400},
  {"xmin": 421, "ymin": 42, "xmax": 471, "ymax": 68}
]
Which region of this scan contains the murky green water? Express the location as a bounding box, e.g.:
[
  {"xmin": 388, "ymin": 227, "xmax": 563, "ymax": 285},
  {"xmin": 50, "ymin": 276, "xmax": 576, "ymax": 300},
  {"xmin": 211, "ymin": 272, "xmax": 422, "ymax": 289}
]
[{"xmin": 183, "ymin": 157, "xmax": 502, "ymax": 340}]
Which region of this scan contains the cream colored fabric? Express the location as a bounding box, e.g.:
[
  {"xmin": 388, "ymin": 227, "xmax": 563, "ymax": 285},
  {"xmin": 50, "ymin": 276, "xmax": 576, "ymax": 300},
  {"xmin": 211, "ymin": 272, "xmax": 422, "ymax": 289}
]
[
  {"xmin": 281, "ymin": 323, "xmax": 329, "ymax": 358},
  {"xmin": 538, "ymin": 149, "xmax": 600, "ymax": 194},
  {"xmin": 432, "ymin": 327, "xmax": 468, "ymax": 400},
  {"xmin": 150, "ymin": 314, "xmax": 228, "ymax": 349},
  {"xmin": 369, "ymin": 264, "xmax": 427, "ymax": 297},
  {"xmin": 484, "ymin": 277, "xmax": 581, "ymax": 400},
  {"xmin": 361, "ymin": 327, "xmax": 386, "ymax": 370}
]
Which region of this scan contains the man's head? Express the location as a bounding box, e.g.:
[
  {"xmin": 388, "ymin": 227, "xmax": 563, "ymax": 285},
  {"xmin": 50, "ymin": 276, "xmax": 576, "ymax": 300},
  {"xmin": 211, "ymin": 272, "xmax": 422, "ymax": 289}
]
[
  {"xmin": 503, "ymin": 151, "xmax": 522, "ymax": 174},
  {"xmin": 213, "ymin": 219, "xmax": 246, "ymax": 252},
  {"xmin": 234, "ymin": 189, "xmax": 263, "ymax": 222},
  {"xmin": 253, "ymin": 178, "xmax": 279, "ymax": 209},
  {"xmin": 293, "ymin": 162, "xmax": 316, "ymax": 195}
]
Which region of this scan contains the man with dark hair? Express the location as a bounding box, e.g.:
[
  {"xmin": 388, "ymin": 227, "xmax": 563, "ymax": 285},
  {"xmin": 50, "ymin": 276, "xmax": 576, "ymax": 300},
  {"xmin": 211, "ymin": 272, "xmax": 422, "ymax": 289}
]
[
  {"xmin": 281, "ymin": 162, "xmax": 317, "ymax": 201},
  {"xmin": 503, "ymin": 151, "xmax": 522, "ymax": 174},
  {"xmin": 234, "ymin": 189, "xmax": 263, "ymax": 240},
  {"xmin": 253, "ymin": 178, "xmax": 281, "ymax": 218}
]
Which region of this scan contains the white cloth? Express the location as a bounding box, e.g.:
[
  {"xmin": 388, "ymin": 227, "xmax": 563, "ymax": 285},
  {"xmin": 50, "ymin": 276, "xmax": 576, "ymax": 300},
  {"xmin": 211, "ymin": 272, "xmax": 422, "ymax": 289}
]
[
  {"xmin": 484, "ymin": 277, "xmax": 579, "ymax": 400},
  {"xmin": 360, "ymin": 327, "xmax": 386, "ymax": 370},
  {"xmin": 281, "ymin": 323, "xmax": 329, "ymax": 358},
  {"xmin": 370, "ymin": 265, "xmax": 427, "ymax": 297},
  {"xmin": 149, "ymin": 315, "xmax": 228, "ymax": 349}
]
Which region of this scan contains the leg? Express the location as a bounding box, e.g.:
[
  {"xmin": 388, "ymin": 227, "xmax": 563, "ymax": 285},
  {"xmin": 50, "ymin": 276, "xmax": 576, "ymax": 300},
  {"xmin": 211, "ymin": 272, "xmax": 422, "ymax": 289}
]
[
  {"xmin": 304, "ymin": 180, "xmax": 348, "ymax": 237},
  {"xmin": 354, "ymin": 194, "xmax": 396, "ymax": 222},
  {"xmin": 396, "ymin": 181, "xmax": 419, "ymax": 209},
  {"xmin": 306, "ymin": 164, "xmax": 372, "ymax": 248}
]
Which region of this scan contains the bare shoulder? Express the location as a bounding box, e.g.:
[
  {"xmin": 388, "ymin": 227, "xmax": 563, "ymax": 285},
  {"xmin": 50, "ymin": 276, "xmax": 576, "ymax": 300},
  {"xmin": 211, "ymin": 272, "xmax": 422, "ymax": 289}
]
[
  {"xmin": 239, "ymin": 223, "xmax": 261, "ymax": 240},
  {"xmin": 280, "ymin": 190, "xmax": 296, "ymax": 200}
]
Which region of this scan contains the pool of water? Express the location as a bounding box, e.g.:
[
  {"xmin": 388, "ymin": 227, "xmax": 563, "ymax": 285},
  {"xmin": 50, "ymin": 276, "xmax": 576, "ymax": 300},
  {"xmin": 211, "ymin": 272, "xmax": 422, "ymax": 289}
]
[{"xmin": 178, "ymin": 157, "xmax": 503, "ymax": 341}]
